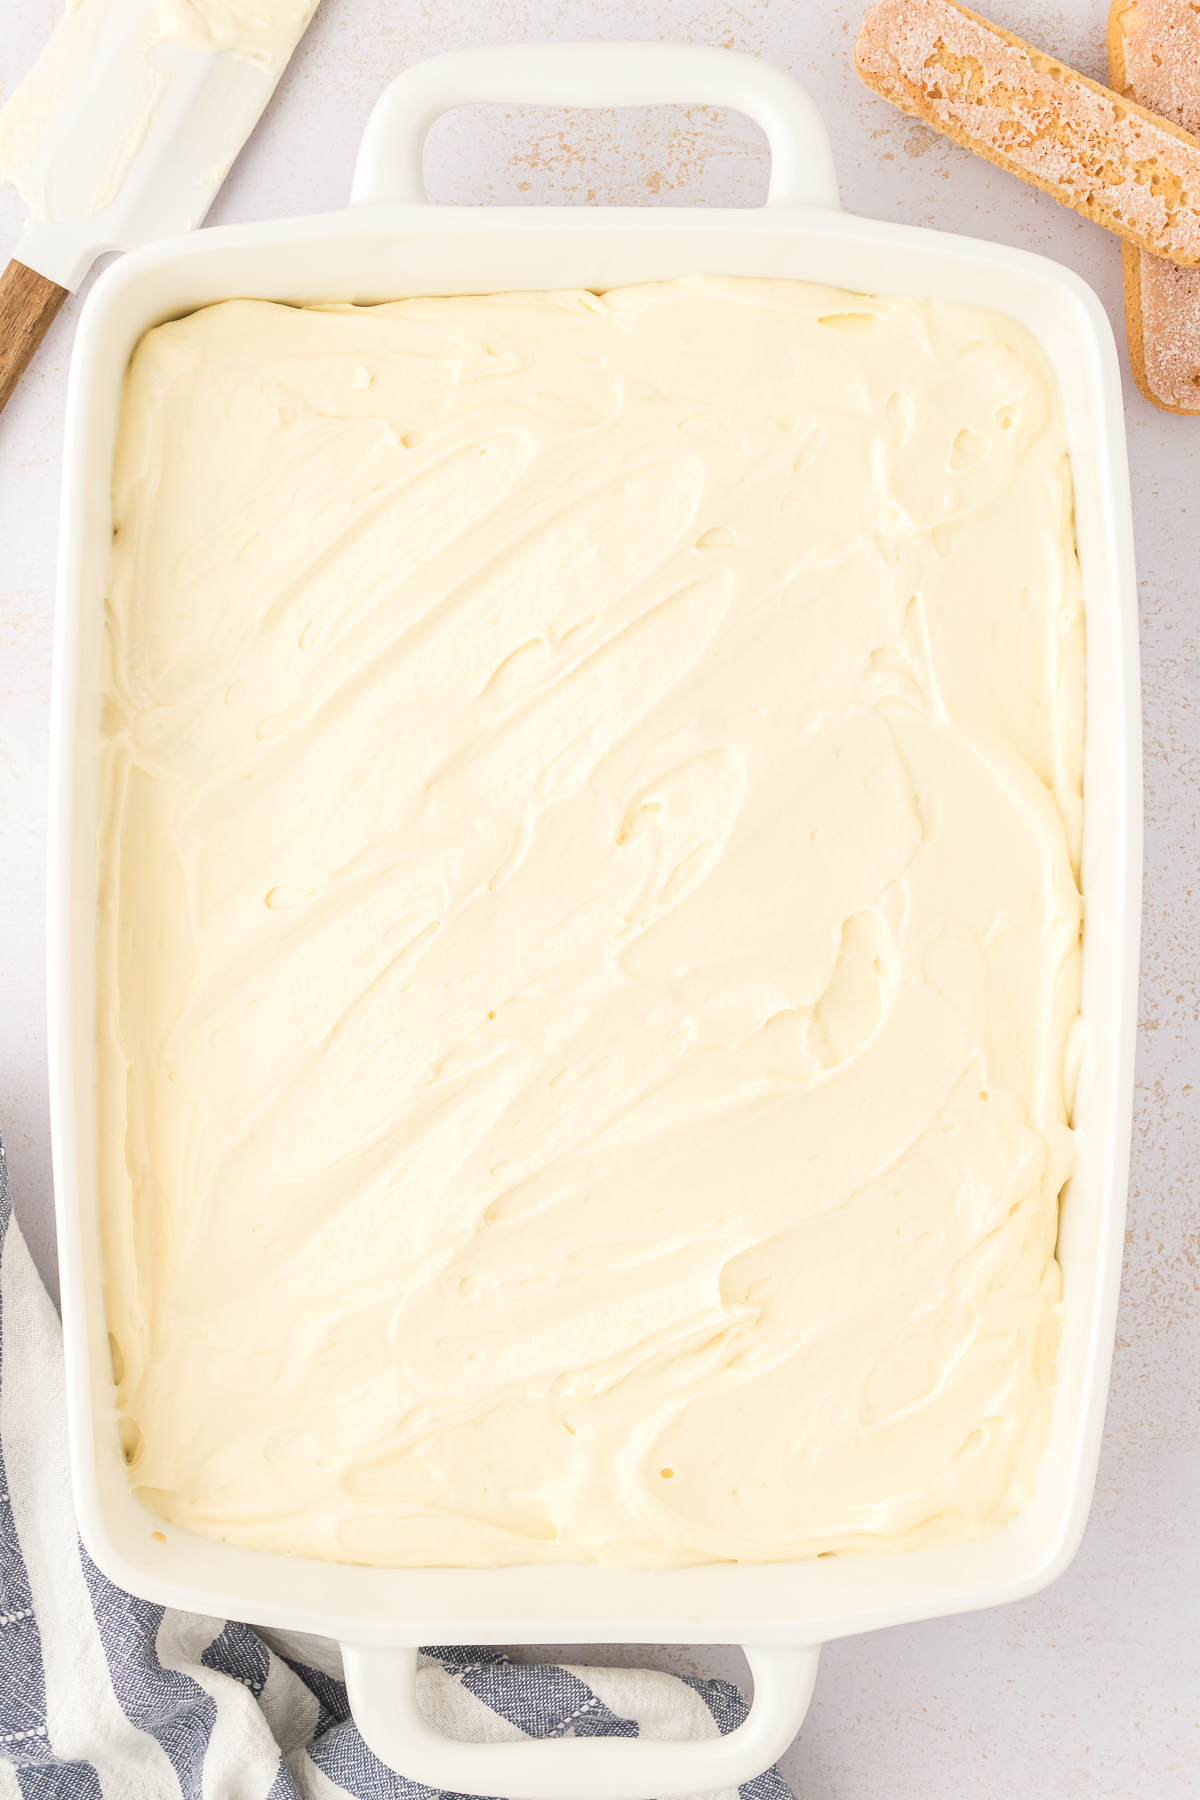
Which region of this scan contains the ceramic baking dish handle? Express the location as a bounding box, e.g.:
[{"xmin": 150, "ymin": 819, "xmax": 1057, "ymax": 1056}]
[
  {"xmin": 350, "ymin": 41, "xmax": 840, "ymax": 212},
  {"xmin": 341, "ymin": 1641, "xmax": 820, "ymax": 1797}
]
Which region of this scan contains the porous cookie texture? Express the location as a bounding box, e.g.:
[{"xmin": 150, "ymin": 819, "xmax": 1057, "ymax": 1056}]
[
  {"xmin": 1108, "ymin": 0, "xmax": 1200, "ymax": 413},
  {"xmin": 1108, "ymin": 0, "xmax": 1200, "ymax": 131},
  {"xmin": 856, "ymin": 0, "xmax": 1200, "ymax": 266}
]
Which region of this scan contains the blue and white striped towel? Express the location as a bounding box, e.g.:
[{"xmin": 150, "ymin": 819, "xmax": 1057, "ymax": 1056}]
[{"xmin": 0, "ymin": 1134, "xmax": 795, "ymax": 1800}]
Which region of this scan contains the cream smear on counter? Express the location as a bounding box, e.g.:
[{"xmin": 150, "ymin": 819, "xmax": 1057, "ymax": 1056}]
[{"xmin": 97, "ymin": 276, "xmax": 1085, "ymax": 1569}]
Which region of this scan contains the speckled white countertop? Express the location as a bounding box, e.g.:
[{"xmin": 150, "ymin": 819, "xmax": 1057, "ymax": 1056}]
[{"xmin": 0, "ymin": 2, "xmax": 1195, "ymax": 1793}]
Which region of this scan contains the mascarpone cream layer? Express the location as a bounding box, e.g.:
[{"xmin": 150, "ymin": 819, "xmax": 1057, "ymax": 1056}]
[{"xmin": 98, "ymin": 277, "xmax": 1085, "ymax": 1568}]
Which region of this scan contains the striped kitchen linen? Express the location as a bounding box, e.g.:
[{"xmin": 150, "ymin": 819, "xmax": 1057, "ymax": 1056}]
[{"xmin": 0, "ymin": 1132, "xmax": 796, "ymax": 1800}]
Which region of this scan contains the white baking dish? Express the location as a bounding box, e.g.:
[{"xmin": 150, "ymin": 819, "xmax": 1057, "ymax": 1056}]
[{"xmin": 47, "ymin": 43, "xmax": 1141, "ymax": 1798}]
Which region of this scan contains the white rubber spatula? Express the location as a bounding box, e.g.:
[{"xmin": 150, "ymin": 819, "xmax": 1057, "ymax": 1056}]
[{"xmin": 0, "ymin": 0, "xmax": 320, "ymax": 412}]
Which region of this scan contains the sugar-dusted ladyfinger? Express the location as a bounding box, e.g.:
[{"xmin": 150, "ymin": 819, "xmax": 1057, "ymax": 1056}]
[
  {"xmin": 856, "ymin": 0, "xmax": 1200, "ymax": 266},
  {"xmin": 1109, "ymin": 0, "xmax": 1200, "ymax": 413}
]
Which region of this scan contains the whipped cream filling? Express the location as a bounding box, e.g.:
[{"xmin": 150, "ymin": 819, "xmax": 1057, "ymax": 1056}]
[{"xmin": 97, "ymin": 276, "xmax": 1084, "ymax": 1568}]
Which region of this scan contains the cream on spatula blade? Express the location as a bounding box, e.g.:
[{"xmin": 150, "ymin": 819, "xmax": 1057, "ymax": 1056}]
[{"xmin": 0, "ymin": 0, "xmax": 319, "ymax": 411}]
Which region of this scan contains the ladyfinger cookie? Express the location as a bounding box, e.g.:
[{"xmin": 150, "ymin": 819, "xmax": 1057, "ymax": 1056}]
[
  {"xmin": 1109, "ymin": 0, "xmax": 1200, "ymax": 413},
  {"xmin": 855, "ymin": 0, "xmax": 1200, "ymax": 266}
]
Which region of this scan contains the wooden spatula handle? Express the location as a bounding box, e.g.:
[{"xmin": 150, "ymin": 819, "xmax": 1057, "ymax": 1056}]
[{"xmin": 0, "ymin": 259, "xmax": 69, "ymax": 414}]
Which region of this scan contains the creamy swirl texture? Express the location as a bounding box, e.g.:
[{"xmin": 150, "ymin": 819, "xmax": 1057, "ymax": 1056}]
[{"xmin": 98, "ymin": 277, "xmax": 1084, "ymax": 1568}]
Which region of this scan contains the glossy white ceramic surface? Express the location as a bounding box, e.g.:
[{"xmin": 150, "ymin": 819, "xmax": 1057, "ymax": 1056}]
[{"xmin": 43, "ymin": 43, "xmax": 1139, "ymax": 1796}]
